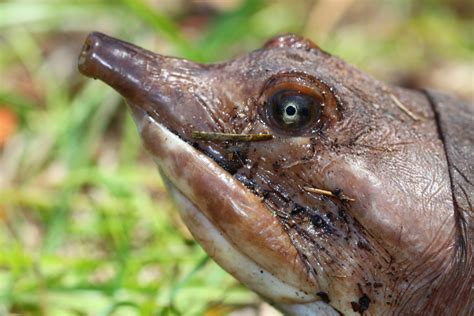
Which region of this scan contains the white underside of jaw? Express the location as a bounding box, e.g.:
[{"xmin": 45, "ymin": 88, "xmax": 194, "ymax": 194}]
[
  {"xmin": 167, "ymin": 181, "xmax": 338, "ymax": 315},
  {"xmin": 165, "ymin": 179, "xmax": 328, "ymax": 306}
]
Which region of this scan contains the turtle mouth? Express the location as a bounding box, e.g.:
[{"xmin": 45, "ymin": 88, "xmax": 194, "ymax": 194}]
[
  {"xmin": 129, "ymin": 106, "xmax": 320, "ymax": 304},
  {"xmin": 161, "ymin": 176, "xmax": 311, "ymax": 302}
]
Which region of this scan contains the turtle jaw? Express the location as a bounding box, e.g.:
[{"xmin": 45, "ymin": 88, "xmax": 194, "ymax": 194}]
[
  {"xmin": 165, "ymin": 181, "xmax": 341, "ymax": 316},
  {"xmin": 163, "ymin": 177, "xmax": 314, "ymax": 304},
  {"xmin": 131, "ymin": 109, "xmax": 321, "ymax": 304}
]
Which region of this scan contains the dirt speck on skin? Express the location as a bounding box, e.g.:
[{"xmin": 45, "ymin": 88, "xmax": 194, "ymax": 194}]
[
  {"xmin": 317, "ymin": 291, "xmax": 331, "ymax": 303},
  {"xmin": 351, "ymin": 294, "xmax": 371, "ymax": 314}
]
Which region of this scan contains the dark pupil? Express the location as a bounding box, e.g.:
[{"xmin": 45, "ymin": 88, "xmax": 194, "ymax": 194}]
[
  {"xmin": 285, "ymin": 105, "xmax": 296, "ymax": 116},
  {"xmin": 268, "ymin": 90, "xmax": 320, "ymax": 131}
]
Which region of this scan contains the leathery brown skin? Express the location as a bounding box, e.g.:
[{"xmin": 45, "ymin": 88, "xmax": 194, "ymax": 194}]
[{"xmin": 78, "ymin": 32, "xmax": 472, "ymax": 315}]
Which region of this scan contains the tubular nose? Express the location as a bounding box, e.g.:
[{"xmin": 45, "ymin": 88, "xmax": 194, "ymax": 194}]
[
  {"xmin": 77, "ymin": 32, "xmax": 156, "ymax": 103},
  {"xmin": 78, "ymin": 32, "xmax": 104, "ymax": 78}
]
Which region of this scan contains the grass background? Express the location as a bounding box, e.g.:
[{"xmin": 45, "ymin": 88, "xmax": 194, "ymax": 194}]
[{"xmin": 0, "ymin": 0, "xmax": 472, "ymax": 315}]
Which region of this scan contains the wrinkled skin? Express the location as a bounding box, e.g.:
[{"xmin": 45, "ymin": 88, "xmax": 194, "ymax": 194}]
[{"xmin": 78, "ymin": 33, "xmax": 473, "ymax": 315}]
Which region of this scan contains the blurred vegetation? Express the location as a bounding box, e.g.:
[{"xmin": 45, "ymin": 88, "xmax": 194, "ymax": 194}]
[{"xmin": 0, "ymin": 0, "xmax": 472, "ymax": 315}]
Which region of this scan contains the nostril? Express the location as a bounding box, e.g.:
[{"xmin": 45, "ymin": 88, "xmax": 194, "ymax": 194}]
[
  {"xmin": 78, "ymin": 36, "xmax": 96, "ymax": 66},
  {"xmin": 83, "ymin": 40, "xmax": 92, "ymax": 53}
]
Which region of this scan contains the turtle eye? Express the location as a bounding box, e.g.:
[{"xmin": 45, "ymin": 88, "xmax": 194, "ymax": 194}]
[
  {"xmin": 267, "ymin": 89, "xmax": 321, "ymax": 131},
  {"xmin": 259, "ymin": 73, "xmax": 340, "ymax": 136}
]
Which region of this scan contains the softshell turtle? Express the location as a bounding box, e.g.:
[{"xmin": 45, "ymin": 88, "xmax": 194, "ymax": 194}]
[{"xmin": 78, "ymin": 32, "xmax": 473, "ymax": 315}]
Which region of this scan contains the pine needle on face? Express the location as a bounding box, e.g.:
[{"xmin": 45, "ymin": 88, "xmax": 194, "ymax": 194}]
[{"xmin": 191, "ymin": 131, "xmax": 273, "ymax": 142}]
